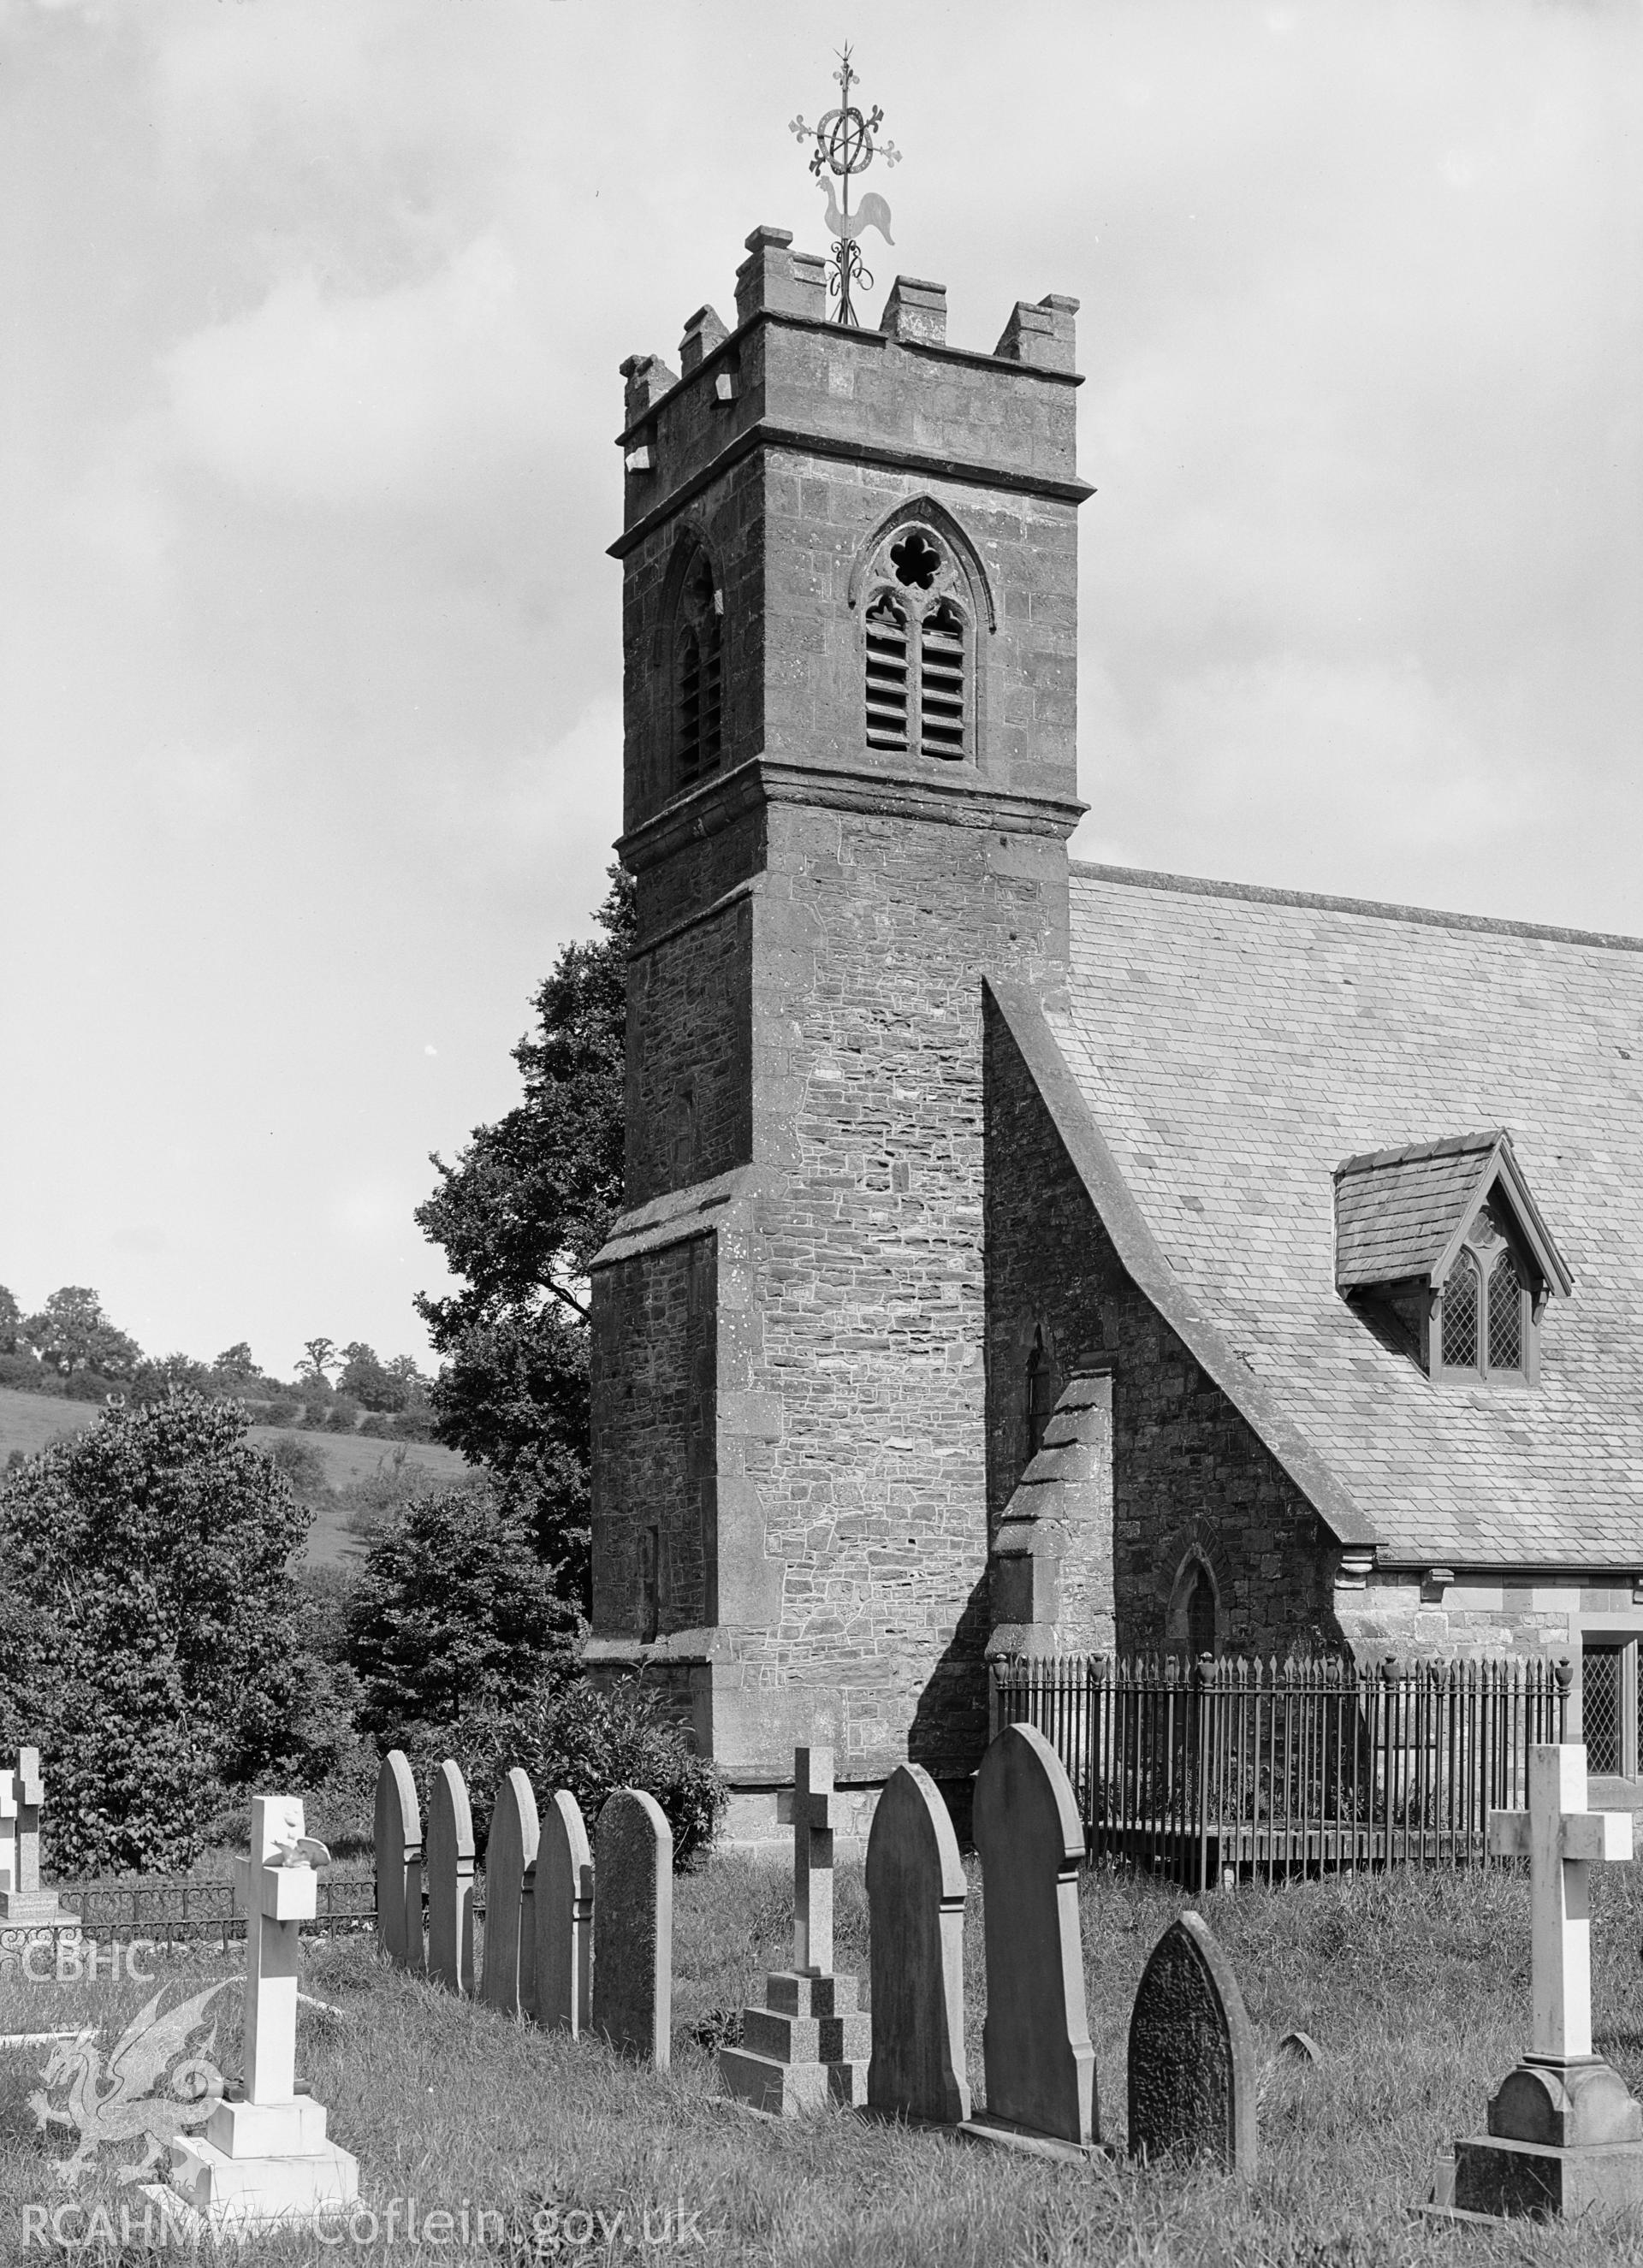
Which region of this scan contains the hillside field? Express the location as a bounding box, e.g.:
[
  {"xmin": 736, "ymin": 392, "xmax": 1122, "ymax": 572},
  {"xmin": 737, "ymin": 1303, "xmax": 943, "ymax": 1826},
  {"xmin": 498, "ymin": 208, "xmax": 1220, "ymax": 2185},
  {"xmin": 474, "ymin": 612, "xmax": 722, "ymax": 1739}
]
[{"xmin": 0, "ymin": 1387, "xmax": 469, "ymax": 1565}]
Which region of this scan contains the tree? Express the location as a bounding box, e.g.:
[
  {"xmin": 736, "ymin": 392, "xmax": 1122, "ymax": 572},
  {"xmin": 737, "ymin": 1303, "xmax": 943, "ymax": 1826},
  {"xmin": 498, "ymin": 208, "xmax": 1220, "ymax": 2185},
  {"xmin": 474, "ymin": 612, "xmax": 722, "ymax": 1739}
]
[
  {"xmin": 23, "ymin": 1285, "xmax": 143, "ymax": 1378},
  {"xmin": 299, "ymin": 1336, "xmax": 339, "ymax": 1383},
  {"xmin": 129, "ymin": 1351, "xmax": 213, "ymax": 1406},
  {"xmin": 213, "ymin": 1342, "xmax": 262, "ymax": 1383},
  {"xmin": 415, "ymin": 865, "xmax": 632, "ymax": 1600},
  {"xmin": 337, "ymin": 1341, "xmax": 405, "ymax": 1412},
  {"xmin": 386, "ymin": 1353, "xmax": 430, "ymax": 1409},
  {"xmin": 343, "ymin": 1481, "xmax": 577, "ymax": 1744},
  {"xmin": 0, "ymin": 1391, "xmax": 347, "ymax": 1872},
  {"xmin": 0, "ymin": 1285, "xmax": 21, "ymax": 1353}
]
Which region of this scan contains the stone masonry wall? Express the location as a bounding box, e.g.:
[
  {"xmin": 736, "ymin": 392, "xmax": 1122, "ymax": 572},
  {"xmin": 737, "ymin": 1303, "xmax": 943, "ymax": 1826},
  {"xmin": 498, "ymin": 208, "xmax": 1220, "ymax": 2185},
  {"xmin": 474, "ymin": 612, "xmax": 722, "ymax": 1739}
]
[
  {"xmin": 665, "ymin": 799, "xmax": 1073, "ymax": 1787},
  {"xmin": 590, "ymin": 1234, "xmax": 717, "ymax": 1640},
  {"xmin": 624, "ymin": 896, "xmax": 753, "ymax": 1209},
  {"xmin": 984, "ymin": 993, "xmax": 1336, "ymax": 1657}
]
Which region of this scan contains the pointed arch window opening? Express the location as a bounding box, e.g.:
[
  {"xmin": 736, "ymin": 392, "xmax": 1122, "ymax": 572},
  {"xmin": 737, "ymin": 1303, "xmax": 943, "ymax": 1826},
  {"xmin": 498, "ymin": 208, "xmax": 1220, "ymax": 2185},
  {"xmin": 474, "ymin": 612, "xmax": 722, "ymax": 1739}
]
[
  {"xmin": 1436, "ymin": 1217, "xmax": 1530, "ymax": 1383},
  {"xmin": 861, "ymin": 525, "xmax": 973, "ymax": 763},
  {"xmin": 673, "ymin": 552, "xmax": 724, "ymax": 791},
  {"xmin": 1186, "ymin": 1566, "xmax": 1218, "ymax": 1660},
  {"xmin": 1024, "ymin": 1327, "xmax": 1058, "ymax": 1462}
]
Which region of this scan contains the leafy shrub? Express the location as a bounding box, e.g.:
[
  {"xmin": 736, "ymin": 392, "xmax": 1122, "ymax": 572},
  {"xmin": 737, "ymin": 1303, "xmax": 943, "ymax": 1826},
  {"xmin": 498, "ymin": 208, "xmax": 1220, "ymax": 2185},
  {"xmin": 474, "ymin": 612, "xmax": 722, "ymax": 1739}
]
[
  {"xmin": 344, "ymin": 1480, "xmax": 578, "ymax": 1744},
  {"xmin": 0, "ymin": 1390, "xmax": 347, "ymax": 1874},
  {"xmin": 415, "ymin": 1674, "xmax": 727, "ymax": 1869},
  {"xmin": 0, "ymin": 1352, "xmax": 64, "ymax": 1395},
  {"xmin": 258, "ymin": 1397, "xmax": 301, "ymax": 1427},
  {"xmin": 324, "ymin": 1394, "xmax": 362, "ymax": 1432},
  {"xmin": 63, "ymin": 1368, "xmax": 126, "ymax": 1404},
  {"xmin": 390, "ymin": 1407, "xmax": 436, "ymax": 1443},
  {"xmin": 264, "ymin": 1432, "xmax": 329, "ymax": 1500}
]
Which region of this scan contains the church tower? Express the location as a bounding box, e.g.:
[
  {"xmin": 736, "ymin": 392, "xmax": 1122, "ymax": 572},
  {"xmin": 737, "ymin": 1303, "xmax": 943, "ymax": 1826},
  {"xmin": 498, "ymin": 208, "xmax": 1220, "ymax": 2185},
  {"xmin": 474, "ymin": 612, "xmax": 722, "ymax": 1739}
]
[{"xmin": 587, "ymin": 226, "xmax": 1089, "ymax": 1831}]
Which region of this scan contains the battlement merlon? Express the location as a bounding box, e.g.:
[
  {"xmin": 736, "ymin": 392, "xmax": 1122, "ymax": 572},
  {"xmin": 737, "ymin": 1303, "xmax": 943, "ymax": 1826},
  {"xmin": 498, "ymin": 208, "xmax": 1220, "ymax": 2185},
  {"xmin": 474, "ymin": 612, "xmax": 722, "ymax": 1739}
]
[{"xmin": 611, "ymin": 226, "xmax": 1089, "ymax": 554}]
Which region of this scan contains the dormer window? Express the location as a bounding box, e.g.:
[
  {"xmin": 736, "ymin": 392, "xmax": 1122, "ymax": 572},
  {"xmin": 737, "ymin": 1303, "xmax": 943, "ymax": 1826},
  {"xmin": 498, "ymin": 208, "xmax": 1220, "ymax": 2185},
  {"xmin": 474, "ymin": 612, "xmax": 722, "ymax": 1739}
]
[{"xmin": 1333, "ymin": 1128, "xmax": 1572, "ymax": 1387}]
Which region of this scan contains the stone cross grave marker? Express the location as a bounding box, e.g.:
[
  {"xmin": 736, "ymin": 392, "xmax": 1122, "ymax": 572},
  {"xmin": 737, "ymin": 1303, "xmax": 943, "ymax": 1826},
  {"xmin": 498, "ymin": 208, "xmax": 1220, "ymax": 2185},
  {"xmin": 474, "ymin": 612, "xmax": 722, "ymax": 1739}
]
[
  {"xmin": 717, "ymin": 1744, "xmax": 870, "ymax": 2113},
  {"xmin": 969, "ymin": 1721, "xmax": 1099, "ymax": 2155},
  {"xmin": 592, "ymin": 1788, "xmax": 673, "ymax": 2070},
  {"xmin": 481, "ymin": 1768, "xmax": 540, "ymax": 2020},
  {"xmin": 164, "ymin": 1794, "xmax": 358, "ymax": 2228},
  {"xmin": 1438, "ymin": 1743, "xmax": 1643, "ymax": 2220},
  {"xmin": 865, "ymin": 1761, "xmax": 970, "ymax": 2126},
  {"xmin": 1127, "ymin": 1910, "xmax": 1257, "ymax": 2173},
  {"xmin": 0, "ymin": 1748, "xmax": 70, "ymax": 1927},
  {"xmin": 536, "ymin": 1790, "xmax": 594, "ymax": 2037},
  {"xmin": 427, "ymin": 1761, "xmax": 477, "ymax": 1996},
  {"xmin": 373, "ymin": 1750, "xmax": 423, "ymax": 1973},
  {"xmin": 793, "ymin": 1742, "xmax": 833, "ymax": 1975}
]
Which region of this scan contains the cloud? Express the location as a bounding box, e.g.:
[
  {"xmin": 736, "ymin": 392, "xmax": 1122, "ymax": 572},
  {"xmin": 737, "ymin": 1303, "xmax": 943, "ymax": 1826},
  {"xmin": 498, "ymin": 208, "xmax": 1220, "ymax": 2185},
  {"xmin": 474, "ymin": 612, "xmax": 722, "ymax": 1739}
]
[{"xmin": 161, "ymin": 238, "xmax": 549, "ymax": 507}]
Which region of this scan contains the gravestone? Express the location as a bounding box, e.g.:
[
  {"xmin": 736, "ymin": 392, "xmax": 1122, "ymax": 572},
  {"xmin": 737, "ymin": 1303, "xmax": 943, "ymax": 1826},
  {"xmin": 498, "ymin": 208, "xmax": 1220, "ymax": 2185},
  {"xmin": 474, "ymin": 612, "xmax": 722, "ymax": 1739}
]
[
  {"xmin": 717, "ymin": 1745, "xmax": 870, "ymax": 2113},
  {"xmin": 426, "ymin": 1761, "xmax": 477, "ymax": 1997},
  {"xmin": 163, "ymin": 1794, "xmax": 359, "ymax": 2230},
  {"xmin": 591, "ymin": 1788, "xmax": 672, "ymax": 2070},
  {"xmin": 968, "ymin": 1721, "xmax": 1099, "ymax": 2155},
  {"xmin": 536, "ymin": 1791, "xmax": 594, "ymax": 2037},
  {"xmin": 373, "ymin": 1750, "xmax": 423, "ymax": 1973},
  {"xmin": 1436, "ymin": 1743, "xmax": 1643, "ymax": 2219},
  {"xmin": 481, "ymin": 1768, "xmax": 540, "ymax": 2019},
  {"xmin": 0, "ymin": 1749, "xmax": 73, "ymax": 1930},
  {"xmin": 864, "ymin": 1761, "xmax": 970, "ymax": 2126},
  {"xmin": 1127, "ymin": 1910, "xmax": 1257, "ymax": 2173}
]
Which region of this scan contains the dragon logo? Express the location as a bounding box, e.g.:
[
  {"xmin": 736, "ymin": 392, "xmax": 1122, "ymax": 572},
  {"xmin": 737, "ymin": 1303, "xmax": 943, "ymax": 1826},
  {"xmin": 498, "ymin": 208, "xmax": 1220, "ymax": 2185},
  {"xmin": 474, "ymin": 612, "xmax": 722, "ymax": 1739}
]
[{"xmin": 28, "ymin": 1979, "xmax": 235, "ymax": 2186}]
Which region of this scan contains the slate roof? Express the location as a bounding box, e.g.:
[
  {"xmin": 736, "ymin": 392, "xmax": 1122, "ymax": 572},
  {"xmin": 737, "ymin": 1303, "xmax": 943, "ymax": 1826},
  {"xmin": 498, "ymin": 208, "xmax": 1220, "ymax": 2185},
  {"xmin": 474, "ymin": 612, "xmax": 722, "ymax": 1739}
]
[
  {"xmin": 1333, "ymin": 1132, "xmax": 1503, "ymax": 1289},
  {"xmin": 1034, "ymin": 865, "xmax": 1643, "ymax": 1569}
]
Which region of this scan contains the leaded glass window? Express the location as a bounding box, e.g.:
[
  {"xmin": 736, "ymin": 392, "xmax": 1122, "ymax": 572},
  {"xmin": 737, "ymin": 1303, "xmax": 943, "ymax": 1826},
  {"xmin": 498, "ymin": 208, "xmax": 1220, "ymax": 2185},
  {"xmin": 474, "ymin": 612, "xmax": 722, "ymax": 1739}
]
[
  {"xmin": 1441, "ymin": 1261, "xmax": 1479, "ymax": 1370},
  {"xmin": 1488, "ymin": 1248, "xmax": 1523, "ymax": 1372}
]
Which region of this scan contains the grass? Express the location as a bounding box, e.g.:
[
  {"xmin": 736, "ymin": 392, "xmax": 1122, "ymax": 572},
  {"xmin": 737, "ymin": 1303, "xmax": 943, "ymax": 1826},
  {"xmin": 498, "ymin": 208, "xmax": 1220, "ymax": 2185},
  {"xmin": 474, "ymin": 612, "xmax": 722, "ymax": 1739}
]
[
  {"xmin": 7, "ymin": 1854, "xmax": 1643, "ymax": 2262},
  {"xmin": 0, "ymin": 1387, "xmax": 469, "ymax": 1568}
]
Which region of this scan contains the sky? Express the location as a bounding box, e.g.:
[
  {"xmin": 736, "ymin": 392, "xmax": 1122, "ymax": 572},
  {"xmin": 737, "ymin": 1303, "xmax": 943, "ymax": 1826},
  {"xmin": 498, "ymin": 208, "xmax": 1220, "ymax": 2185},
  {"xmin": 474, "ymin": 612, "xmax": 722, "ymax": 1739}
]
[{"xmin": 2, "ymin": 0, "xmax": 1639, "ymax": 1377}]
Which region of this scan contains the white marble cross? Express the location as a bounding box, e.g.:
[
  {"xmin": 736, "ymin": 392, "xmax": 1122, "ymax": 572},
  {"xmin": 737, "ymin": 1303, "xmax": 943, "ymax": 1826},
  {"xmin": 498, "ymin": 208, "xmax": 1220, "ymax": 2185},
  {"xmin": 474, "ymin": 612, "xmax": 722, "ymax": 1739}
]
[
  {"xmin": 231, "ymin": 1795, "xmax": 320, "ymax": 2105},
  {"xmin": 793, "ymin": 1745, "xmax": 836, "ymax": 1978},
  {"xmin": 14, "ymin": 1748, "xmax": 43, "ymax": 1895},
  {"xmin": 1489, "ymin": 1744, "xmax": 1633, "ymax": 2061}
]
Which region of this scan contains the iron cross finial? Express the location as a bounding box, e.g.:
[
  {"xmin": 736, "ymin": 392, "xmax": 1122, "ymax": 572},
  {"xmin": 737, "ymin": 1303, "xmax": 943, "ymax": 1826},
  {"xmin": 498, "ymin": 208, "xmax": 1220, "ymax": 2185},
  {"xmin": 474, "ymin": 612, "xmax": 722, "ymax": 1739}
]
[{"xmin": 790, "ymin": 44, "xmax": 902, "ymax": 327}]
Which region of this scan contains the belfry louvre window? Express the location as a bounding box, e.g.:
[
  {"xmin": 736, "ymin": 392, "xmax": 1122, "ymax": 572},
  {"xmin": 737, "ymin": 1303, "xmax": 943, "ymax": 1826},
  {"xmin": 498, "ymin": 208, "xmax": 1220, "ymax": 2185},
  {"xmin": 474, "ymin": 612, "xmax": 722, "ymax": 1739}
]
[
  {"xmin": 919, "ymin": 601, "xmax": 966, "ymax": 755},
  {"xmin": 673, "ymin": 552, "xmax": 723, "ymax": 789},
  {"xmin": 862, "ymin": 525, "xmax": 972, "ymax": 762},
  {"xmin": 865, "ymin": 593, "xmax": 910, "ymax": 751}
]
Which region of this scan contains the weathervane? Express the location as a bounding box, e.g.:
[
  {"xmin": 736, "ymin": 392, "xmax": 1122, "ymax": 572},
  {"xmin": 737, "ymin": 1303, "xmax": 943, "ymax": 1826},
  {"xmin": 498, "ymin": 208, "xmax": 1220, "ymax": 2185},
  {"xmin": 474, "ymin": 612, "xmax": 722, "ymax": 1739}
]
[{"xmin": 790, "ymin": 44, "xmax": 900, "ymax": 327}]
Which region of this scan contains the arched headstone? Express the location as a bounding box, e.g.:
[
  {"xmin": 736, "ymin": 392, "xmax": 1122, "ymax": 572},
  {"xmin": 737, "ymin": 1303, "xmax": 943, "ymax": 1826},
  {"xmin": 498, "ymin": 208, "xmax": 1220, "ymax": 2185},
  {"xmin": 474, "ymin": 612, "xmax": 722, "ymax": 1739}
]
[
  {"xmin": 373, "ymin": 1750, "xmax": 423, "ymax": 1972},
  {"xmin": 481, "ymin": 1768, "xmax": 541, "ymax": 2018},
  {"xmin": 536, "ymin": 1790, "xmax": 594, "ymax": 2036},
  {"xmin": 426, "ymin": 1760, "xmax": 476, "ymax": 1996},
  {"xmin": 865, "ymin": 1762, "xmax": 970, "ymax": 2125},
  {"xmin": 972, "ymin": 1721, "xmax": 1097, "ymax": 2148},
  {"xmin": 591, "ymin": 1788, "xmax": 672, "ymax": 2070},
  {"xmin": 1127, "ymin": 1910, "xmax": 1257, "ymax": 2174}
]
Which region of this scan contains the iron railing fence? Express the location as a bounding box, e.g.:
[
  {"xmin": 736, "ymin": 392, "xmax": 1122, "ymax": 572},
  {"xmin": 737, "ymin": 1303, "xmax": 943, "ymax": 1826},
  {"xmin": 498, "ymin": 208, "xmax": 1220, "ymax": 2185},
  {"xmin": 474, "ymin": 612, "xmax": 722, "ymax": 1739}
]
[
  {"xmin": 55, "ymin": 1869, "xmax": 382, "ymax": 1949},
  {"xmin": 992, "ymin": 1652, "xmax": 1572, "ymax": 1889}
]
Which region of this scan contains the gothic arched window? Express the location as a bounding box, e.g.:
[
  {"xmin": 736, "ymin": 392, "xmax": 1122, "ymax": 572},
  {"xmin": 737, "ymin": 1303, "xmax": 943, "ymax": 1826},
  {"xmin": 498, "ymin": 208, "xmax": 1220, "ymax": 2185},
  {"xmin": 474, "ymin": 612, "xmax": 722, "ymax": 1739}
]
[
  {"xmin": 1024, "ymin": 1327, "xmax": 1058, "ymax": 1460},
  {"xmin": 673, "ymin": 548, "xmax": 723, "ymax": 790},
  {"xmin": 1438, "ymin": 1205, "xmax": 1528, "ymax": 1382},
  {"xmin": 862, "ymin": 526, "xmax": 972, "ymax": 762},
  {"xmin": 1186, "ymin": 1566, "xmax": 1218, "ymax": 1660}
]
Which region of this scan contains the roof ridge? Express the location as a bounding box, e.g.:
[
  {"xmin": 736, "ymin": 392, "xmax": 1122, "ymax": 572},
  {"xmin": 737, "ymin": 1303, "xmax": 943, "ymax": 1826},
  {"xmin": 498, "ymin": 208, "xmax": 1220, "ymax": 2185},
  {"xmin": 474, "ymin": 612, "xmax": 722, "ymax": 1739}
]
[
  {"xmin": 1070, "ymin": 862, "xmax": 1643, "ymax": 955},
  {"xmin": 1334, "ymin": 1130, "xmax": 1505, "ymax": 1179}
]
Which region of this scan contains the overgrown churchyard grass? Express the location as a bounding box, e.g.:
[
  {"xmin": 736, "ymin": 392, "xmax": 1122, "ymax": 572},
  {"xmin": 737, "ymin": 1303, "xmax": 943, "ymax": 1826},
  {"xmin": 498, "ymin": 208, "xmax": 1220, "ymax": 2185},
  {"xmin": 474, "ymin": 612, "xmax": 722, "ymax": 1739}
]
[{"xmin": 7, "ymin": 1856, "xmax": 1643, "ymax": 2261}]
